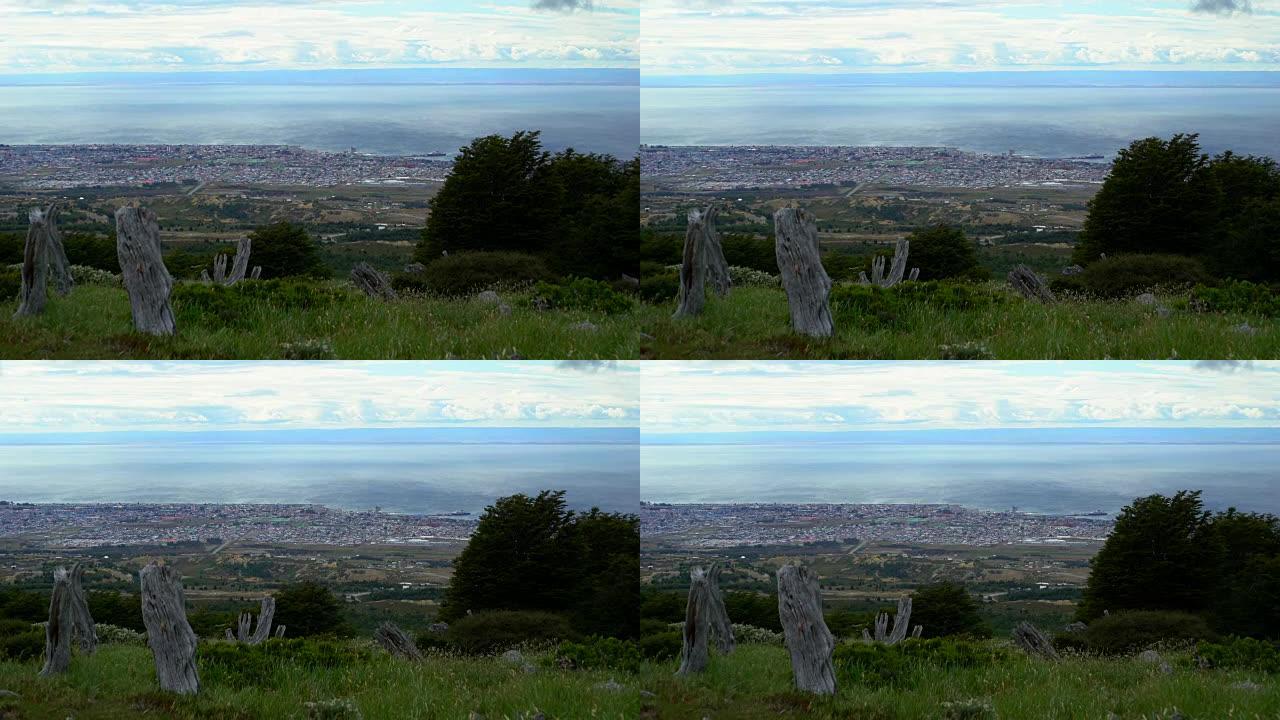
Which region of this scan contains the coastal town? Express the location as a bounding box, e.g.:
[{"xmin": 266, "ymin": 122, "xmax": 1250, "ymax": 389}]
[
  {"xmin": 641, "ymin": 501, "xmax": 1115, "ymax": 548},
  {"xmin": 0, "ymin": 502, "xmax": 476, "ymax": 548},
  {"xmin": 0, "ymin": 144, "xmax": 454, "ymax": 190},
  {"xmin": 640, "ymin": 144, "xmax": 1111, "ymax": 192}
]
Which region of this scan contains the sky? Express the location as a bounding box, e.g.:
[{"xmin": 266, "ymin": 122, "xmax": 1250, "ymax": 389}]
[
  {"xmin": 0, "ymin": 0, "xmax": 638, "ymax": 74},
  {"xmin": 641, "ymin": 360, "xmax": 1280, "ymax": 434},
  {"xmin": 641, "ymin": 0, "xmax": 1280, "ymax": 75},
  {"xmin": 0, "ymin": 360, "xmax": 639, "ymax": 434}
]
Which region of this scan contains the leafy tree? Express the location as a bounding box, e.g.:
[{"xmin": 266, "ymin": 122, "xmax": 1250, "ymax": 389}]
[
  {"xmin": 906, "ymin": 224, "xmax": 984, "ymax": 281},
  {"xmin": 63, "ymin": 233, "xmax": 120, "ymax": 273},
  {"xmin": 273, "ymin": 580, "xmax": 350, "ymax": 637},
  {"xmin": 88, "ymin": 591, "xmax": 143, "ymax": 632},
  {"xmin": 248, "ymin": 221, "xmax": 328, "ymax": 279},
  {"xmin": 724, "ymin": 591, "xmax": 783, "ymax": 632},
  {"xmin": 910, "ymin": 582, "xmax": 990, "ymax": 638}
]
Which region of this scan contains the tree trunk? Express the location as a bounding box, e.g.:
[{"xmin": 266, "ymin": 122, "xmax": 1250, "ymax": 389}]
[
  {"xmin": 225, "ymin": 238, "xmax": 251, "ymax": 286},
  {"xmin": 861, "ymin": 238, "xmax": 914, "ymax": 288},
  {"xmin": 14, "ymin": 208, "xmax": 49, "ymax": 318},
  {"xmin": 868, "ymin": 597, "xmax": 915, "ymax": 644},
  {"xmin": 350, "ymin": 262, "xmax": 397, "ymax": 301},
  {"xmin": 1011, "ymin": 621, "xmax": 1059, "ymax": 660},
  {"xmin": 67, "ymin": 563, "xmax": 96, "ymax": 654},
  {"xmin": 1008, "ymin": 265, "xmax": 1056, "ymax": 303},
  {"xmin": 706, "ymin": 564, "xmax": 735, "ymax": 655},
  {"xmin": 776, "ymin": 563, "xmax": 836, "ymax": 695},
  {"xmin": 250, "ymin": 266, "xmax": 262, "ymax": 280},
  {"xmin": 700, "ymin": 206, "xmax": 732, "ymax": 298},
  {"xmin": 116, "ymin": 207, "xmax": 176, "ymax": 336},
  {"xmin": 274, "ymin": 625, "xmax": 286, "ymax": 638},
  {"xmin": 673, "ymin": 209, "xmax": 708, "ymax": 318},
  {"xmin": 774, "ymin": 208, "xmax": 833, "ymax": 338},
  {"xmin": 139, "ymin": 562, "xmax": 200, "ymax": 694},
  {"xmin": 676, "ymin": 566, "xmax": 712, "ymax": 675},
  {"xmin": 44, "ymin": 204, "xmax": 74, "ymax": 297},
  {"xmin": 248, "ymin": 597, "xmax": 274, "ymax": 645},
  {"xmin": 39, "ymin": 567, "xmax": 74, "ymax": 677},
  {"xmin": 374, "ymin": 622, "xmax": 423, "ymax": 661}
]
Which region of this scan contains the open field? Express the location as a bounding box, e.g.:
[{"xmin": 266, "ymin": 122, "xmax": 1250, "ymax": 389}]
[
  {"xmin": 0, "ymin": 284, "xmax": 638, "ymax": 359},
  {"xmin": 638, "ymin": 285, "xmax": 1280, "ymax": 359},
  {"xmin": 0, "ymin": 643, "xmax": 637, "ymax": 720},
  {"xmin": 639, "ymin": 643, "xmax": 1280, "ymax": 720}
]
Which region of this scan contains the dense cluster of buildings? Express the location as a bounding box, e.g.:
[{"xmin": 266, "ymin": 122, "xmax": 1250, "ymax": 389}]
[
  {"xmin": 0, "ymin": 502, "xmax": 475, "ymax": 548},
  {"xmin": 0, "ymin": 144, "xmax": 453, "ymax": 189},
  {"xmin": 640, "ymin": 145, "xmax": 1111, "ymax": 191},
  {"xmin": 641, "ymin": 502, "xmax": 1114, "ymax": 548}
]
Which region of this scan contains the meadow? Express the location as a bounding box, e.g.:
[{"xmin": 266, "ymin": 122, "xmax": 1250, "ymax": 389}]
[
  {"xmin": 0, "ymin": 283, "xmax": 638, "ymax": 360},
  {"xmin": 640, "ymin": 642, "xmax": 1280, "ymax": 720},
  {"xmin": 0, "ymin": 642, "xmax": 637, "ymax": 720},
  {"xmin": 639, "ymin": 284, "xmax": 1280, "ymax": 360}
]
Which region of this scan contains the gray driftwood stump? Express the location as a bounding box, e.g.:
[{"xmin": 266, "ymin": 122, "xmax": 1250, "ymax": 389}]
[
  {"xmin": 374, "ymin": 621, "xmax": 423, "ymax": 661},
  {"xmin": 234, "ymin": 597, "xmax": 275, "ymax": 645},
  {"xmin": 39, "ymin": 567, "xmax": 75, "ymax": 677},
  {"xmin": 212, "ymin": 238, "xmax": 252, "ymax": 286},
  {"xmin": 15, "ymin": 208, "xmax": 50, "ymax": 318},
  {"xmin": 673, "ymin": 208, "xmax": 709, "ymax": 318},
  {"xmin": 706, "ymin": 564, "xmax": 735, "ymax": 655},
  {"xmin": 777, "ymin": 563, "xmax": 836, "ymax": 695},
  {"xmin": 858, "ymin": 238, "xmax": 916, "ymax": 288},
  {"xmin": 676, "ymin": 566, "xmax": 714, "ymax": 675},
  {"xmin": 1011, "ymin": 621, "xmax": 1059, "ymax": 660},
  {"xmin": 862, "ymin": 596, "xmax": 920, "ymax": 644},
  {"xmin": 44, "ymin": 204, "xmax": 74, "ymax": 296},
  {"xmin": 1008, "ymin": 264, "xmax": 1055, "ymax": 303},
  {"xmin": 140, "ymin": 562, "xmax": 200, "ymax": 694},
  {"xmin": 774, "ymin": 208, "xmax": 833, "ymax": 337},
  {"xmin": 116, "ymin": 207, "xmax": 176, "ymax": 335},
  {"xmin": 67, "ymin": 563, "xmax": 97, "ymax": 654},
  {"xmin": 351, "ymin": 262, "xmax": 397, "ymax": 301},
  {"xmin": 700, "ymin": 206, "xmax": 732, "ymax": 298}
]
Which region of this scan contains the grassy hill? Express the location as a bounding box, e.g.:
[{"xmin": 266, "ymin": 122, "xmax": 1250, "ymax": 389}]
[
  {"xmin": 639, "ymin": 642, "xmax": 1280, "ymax": 720},
  {"xmin": 0, "ymin": 642, "xmax": 637, "ymax": 720}
]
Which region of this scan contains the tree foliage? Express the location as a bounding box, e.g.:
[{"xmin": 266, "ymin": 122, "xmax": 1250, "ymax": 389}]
[
  {"xmin": 273, "ymin": 580, "xmax": 350, "ymax": 637},
  {"xmin": 248, "ymin": 221, "xmax": 329, "ymax": 279},
  {"xmin": 906, "ymin": 224, "xmax": 984, "ymax": 281},
  {"xmin": 910, "ymin": 582, "xmax": 990, "ymax": 639},
  {"xmin": 439, "ymin": 490, "xmax": 638, "ymax": 639}
]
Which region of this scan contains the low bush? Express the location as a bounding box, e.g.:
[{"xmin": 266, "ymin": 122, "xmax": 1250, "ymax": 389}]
[
  {"xmin": 834, "ymin": 638, "xmax": 1009, "ymax": 689},
  {"xmin": 421, "ymin": 252, "xmax": 552, "ymax": 297},
  {"xmin": 638, "ymin": 270, "xmax": 679, "ymax": 304},
  {"xmin": 172, "ymin": 279, "xmax": 351, "ymax": 328},
  {"xmin": 70, "ymin": 265, "xmax": 120, "ymax": 287},
  {"xmin": 1194, "ymin": 637, "xmax": 1280, "ymax": 673},
  {"xmin": 1079, "ymin": 610, "xmax": 1217, "ymax": 655},
  {"xmin": 1191, "ymin": 280, "xmax": 1280, "ymax": 318},
  {"xmin": 199, "ymin": 638, "xmax": 371, "ymax": 689},
  {"xmin": 728, "ymin": 265, "xmax": 779, "ymax": 288},
  {"xmin": 830, "ymin": 284, "xmax": 901, "ymax": 331},
  {"xmin": 95, "ymin": 623, "xmax": 146, "ymax": 646},
  {"xmin": 1067, "ymin": 254, "xmax": 1213, "ymax": 298},
  {"xmin": 0, "ymin": 626, "xmax": 44, "ymax": 661},
  {"xmin": 0, "ymin": 269, "xmax": 18, "ymax": 301},
  {"xmin": 390, "ymin": 272, "xmax": 432, "ymax": 296},
  {"xmin": 638, "ymin": 630, "xmax": 681, "ymax": 660},
  {"xmin": 534, "ymin": 277, "xmax": 634, "ymax": 315},
  {"xmin": 443, "ymin": 610, "xmax": 577, "ymax": 655},
  {"xmin": 553, "ymin": 636, "xmax": 640, "ymax": 673}
]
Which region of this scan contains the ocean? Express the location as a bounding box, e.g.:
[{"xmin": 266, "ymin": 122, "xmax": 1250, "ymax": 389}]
[
  {"xmin": 0, "ymin": 69, "xmax": 639, "ymax": 159},
  {"xmin": 640, "ymin": 441, "xmax": 1280, "ymax": 516},
  {"xmin": 0, "ymin": 441, "xmax": 639, "ymax": 515},
  {"xmin": 641, "ymin": 80, "xmax": 1280, "ymax": 159}
]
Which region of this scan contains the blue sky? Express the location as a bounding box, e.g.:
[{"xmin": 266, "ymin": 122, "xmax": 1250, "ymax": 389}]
[
  {"xmin": 642, "ymin": 0, "xmax": 1279, "ymax": 74},
  {"xmin": 0, "ymin": 0, "xmax": 638, "ymax": 74},
  {"xmin": 0, "ymin": 361, "xmax": 639, "ymax": 433},
  {"xmin": 641, "ymin": 361, "xmax": 1280, "ymax": 433}
]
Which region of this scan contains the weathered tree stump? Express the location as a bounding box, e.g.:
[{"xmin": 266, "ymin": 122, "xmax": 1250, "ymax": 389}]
[
  {"xmin": 673, "ymin": 209, "xmax": 710, "ymax": 318},
  {"xmin": 232, "ymin": 597, "xmax": 275, "ymax": 645},
  {"xmin": 210, "ymin": 238, "xmax": 251, "ymax": 286},
  {"xmin": 706, "ymin": 564, "xmax": 735, "ymax": 655},
  {"xmin": 350, "ymin": 262, "xmax": 397, "ymax": 301},
  {"xmin": 274, "ymin": 624, "xmax": 286, "ymax": 638},
  {"xmin": 1008, "ymin": 264, "xmax": 1055, "ymax": 303},
  {"xmin": 67, "ymin": 563, "xmax": 96, "ymax": 654},
  {"xmin": 116, "ymin": 207, "xmax": 176, "ymax": 335},
  {"xmin": 676, "ymin": 566, "xmax": 713, "ymax": 675},
  {"xmin": 250, "ymin": 266, "xmax": 262, "ymax": 280},
  {"xmin": 44, "ymin": 204, "xmax": 74, "ymax": 297},
  {"xmin": 139, "ymin": 562, "xmax": 200, "ymax": 694},
  {"xmin": 374, "ymin": 622, "xmax": 423, "ymax": 661},
  {"xmin": 39, "ymin": 567, "xmax": 74, "ymax": 677},
  {"xmin": 699, "ymin": 206, "xmax": 732, "ymax": 298},
  {"xmin": 1011, "ymin": 621, "xmax": 1059, "ymax": 659},
  {"xmin": 774, "ymin": 208, "xmax": 833, "ymax": 338},
  {"xmin": 858, "ymin": 238, "xmax": 916, "ymax": 288},
  {"xmin": 14, "ymin": 208, "xmax": 50, "ymax": 318},
  {"xmin": 777, "ymin": 563, "xmax": 836, "ymax": 695},
  {"xmin": 863, "ymin": 597, "xmax": 919, "ymax": 645}
]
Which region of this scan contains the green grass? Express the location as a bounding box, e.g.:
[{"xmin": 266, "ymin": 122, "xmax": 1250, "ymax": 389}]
[
  {"xmin": 639, "ymin": 286, "xmax": 1280, "ymax": 359},
  {"xmin": 0, "ymin": 644, "xmax": 637, "ymax": 720},
  {"xmin": 0, "ymin": 285, "xmax": 638, "ymax": 359},
  {"xmin": 639, "ymin": 643, "xmax": 1280, "ymax": 720}
]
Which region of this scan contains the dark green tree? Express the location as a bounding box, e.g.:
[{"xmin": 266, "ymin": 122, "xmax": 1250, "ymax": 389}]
[
  {"xmin": 273, "ymin": 580, "xmax": 350, "ymax": 637},
  {"xmin": 248, "ymin": 221, "xmax": 328, "ymax": 279},
  {"xmin": 906, "ymin": 224, "xmax": 983, "ymax": 281},
  {"xmin": 1078, "ymin": 491, "xmax": 1214, "ymax": 620},
  {"xmin": 910, "ymin": 582, "xmax": 989, "ymax": 638}
]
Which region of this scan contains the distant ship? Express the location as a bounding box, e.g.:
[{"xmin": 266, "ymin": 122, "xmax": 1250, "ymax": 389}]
[{"xmin": 425, "ymin": 151, "xmax": 447, "ymax": 158}]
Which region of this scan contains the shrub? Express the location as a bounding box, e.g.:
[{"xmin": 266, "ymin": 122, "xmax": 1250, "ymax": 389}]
[
  {"xmin": 1080, "ymin": 610, "xmax": 1217, "ymax": 655},
  {"xmin": 0, "ymin": 269, "xmax": 18, "ymax": 301},
  {"xmin": 1191, "ymin": 280, "xmax": 1280, "ymax": 318},
  {"xmin": 638, "ymin": 630, "xmax": 681, "ymax": 660},
  {"xmin": 96, "ymin": 623, "xmax": 146, "ymax": 646},
  {"xmin": 0, "ymin": 627, "xmax": 44, "ymax": 661},
  {"xmin": 421, "ymin": 252, "xmax": 552, "ymax": 297},
  {"xmin": 445, "ymin": 610, "xmax": 577, "ymax": 655},
  {"xmin": 639, "ymin": 270, "xmax": 679, "ymax": 304},
  {"xmin": 200, "ymin": 638, "xmax": 371, "ymax": 689},
  {"xmin": 732, "ymin": 623, "xmax": 783, "ymax": 645},
  {"xmin": 172, "ymin": 279, "xmax": 351, "ymax": 328},
  {"xmin": 907, "ymin": 225, "xmax": 985, "ymax": 281},
  {"xmin": 728, "ymin": 265, "xmax": 779, "ymax": 288},
  {"xmin": 249, "ymin": 221, "xmax": 329, "ymax": 279},
  {"xmin": 895, "ymin": 281, "xmax": 1005, "ymax": 311},
  {"xmin": 70, "ymin": 264, "xmax": 120, "ymax": 287},
  {"xmin": 1069, "ymin": 254, "xmax": 1212, "ymax": 298},
  {"xmin": 391, "ymin": 272, "xmax": 432, "ymax": 296},
  {"xmin": 1194, "ymin": 637, "xmax": 1280, "ymax": 673},
  {"xmin": 830, "ymin": 284, "xmax": 901, "ymax": 331},
  {"xmin": 534, "ymin": 277, "xmax": 634, "ymax": 315},
  {"xmin": 834, "ymin": 638, "xmax": 1008, "ymax": 689},
  {"xmin": 554, "ymin": 636, "xmax": 641, "ymax": 673}
]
